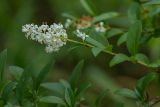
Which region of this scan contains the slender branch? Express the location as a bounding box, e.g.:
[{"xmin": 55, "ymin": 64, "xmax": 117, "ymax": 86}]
[{"xmin": 67, "ymin": 38, "xmax": 151, "ymax": 69}]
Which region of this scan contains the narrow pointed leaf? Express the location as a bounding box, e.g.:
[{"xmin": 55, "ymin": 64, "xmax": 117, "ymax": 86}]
[
  {"xmin": 65, "ymin": 88, "xmax": 72, "ymax": 106},
  {"xmin": 69, "ymin": 60, "xmax": 84, "ymax": 88},
  {"xmin": 128, "ymin": 2, "xmax": 141, "ymax": 24},
  {"xmin": 117, "ymin": 33, "xmax": 127, "ymax": 46},
  {"xmin": 80, "ymin": 0, "xmax": 96, "ymax": 16},
  {"xmin": 35, "ymin": 60, "xmax": 55, "ymax": 91},
  {"xmin": 136, "ymin": 73, "xmax": 157, "ymax": 94},
  {"xmin": 127, "ymin": 20, "xmax": 142, "ymax": 55}
]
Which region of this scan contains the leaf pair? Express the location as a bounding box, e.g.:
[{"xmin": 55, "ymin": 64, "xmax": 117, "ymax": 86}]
[{"xmin": 40, "ymin": 60, "xmax": 90, "ymax": 107}]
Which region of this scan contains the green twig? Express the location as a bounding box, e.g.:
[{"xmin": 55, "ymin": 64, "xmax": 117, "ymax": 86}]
[{"xmin": 67, "ymin": 38, "xmax": 152, "ymax": 69}]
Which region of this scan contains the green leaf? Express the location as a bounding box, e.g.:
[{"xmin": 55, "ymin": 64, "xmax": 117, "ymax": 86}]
[
  {"xmin": 65, "ymin": 88, "xmax": 72, "ymax": 106},
  {"xmin": 144, "ymin": 0, "xmax": 160, "ymax": 5},
  {"xmin": 136, "ymin": 73, "xmax": 157, "ymax": 94},
  {"xmin": 115, "ymin": 88, "xmax": 137, "ymax": 99},
  {"xmin": 91, "ymin": 47, "xmax": 103, "ymax": 57},
  {"xmin": 39, "ymin": 96, "xmax": 66, "ymax": 106},
  {"xmin": 92, "ymin": 12, "xmax": 119, "ymax": 23},
  {"xmin": 0, "ymin": 49, "xmax": 7, "ymax": 81},
  {"xmin": 16, "ymin": 65, "xmax": 32, "ymax": 104},
  {"xmin": 41, "ymin": 82, "xmax": 64, "ymax": 95},
  {"xmin": 35, "ymin": 60, "xmax": 54, "ymax": 91},
  {"xmin": 128, "ymin": 2, "xmax": 141, "ymax": 24},
  {"xmin": 77, "ymin": 82, "xmax": 91, "ymax": 96},
  {"xmin": 80, "ymin": 0, "xmax": 96, "ymax": 16},
  {"xmin": 2, "ymin": 82, "xmax": 16, "ymax": 101},
  {"xmin": 69, "ymin": 60, "xmax": 84, "ymax": 89},
  {"xmin": 95, "ymin": 90, "xmax": 108, "ymax": 107},
  {"xmin": 107, "ymin": 28, "xmax": 123, "ymax": 39},
  {"xmin": 9, "ymin": 66, "xmax": 24, "ymax": 81},
  {"xmin": 62, "ymin": 13, "xmax": 77, "ymax": 20},
  {"xmin": 60, "ymin": 80, "xmax": 71, "ymax": 89},
  {"xmin": 149, "ymin": 7, "xmax": 160, "ymax": 17},
  {"xmin": 86, "ymin": 37, "xmax": 105, "ymax": 49},
  {"xmin": 127, "ymin": 20, "xmax": 142, "ymax": 55},
  {"xmin": 117, "ymin": 33, "xmax": 128, "ymax": 46},
  {"xmin": 110, "ymin": 54, "xmax": 130, "ymax": 67},
  {"xmin": 135, "ymin": 53, "xmax": 150, "ymax": 64},
  {"xmin": 85, "ymin": 27, "xmax": 110, "ymax": 47}
]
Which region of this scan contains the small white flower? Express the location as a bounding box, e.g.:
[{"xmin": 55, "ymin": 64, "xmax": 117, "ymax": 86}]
[
  {"xmin": 45, "ymin": 45, "xmax": 54, "ymax": 53},
  {"xmin": 22, "ymin": 23, "xmax": 68, "ymax": 53},
  {"xmin": 95, "ymin": 22, "xmax": 106, "ymax": 32},
  {"xmin": 75, "ymin": 29, "xmax": 89, "ymax": 40},
  {"xmin": 64, "ymin": 19, "xmax": 72, "ymax": 28}
]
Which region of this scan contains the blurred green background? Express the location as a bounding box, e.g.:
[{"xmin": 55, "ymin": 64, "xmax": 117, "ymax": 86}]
[{"xmin": 0, "ymin": 0, "xmax": 160, "ymax": 107}]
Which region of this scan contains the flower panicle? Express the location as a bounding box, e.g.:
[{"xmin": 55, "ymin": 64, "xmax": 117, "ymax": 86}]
[{"xmin": 22, "ymin": 23, "xmax": 68, "ymax": 53}]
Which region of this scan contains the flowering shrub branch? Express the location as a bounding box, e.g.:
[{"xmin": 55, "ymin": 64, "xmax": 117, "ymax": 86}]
[{"xmin": 1, "ymin": 0, "xmax": 160, "ymax": 107}]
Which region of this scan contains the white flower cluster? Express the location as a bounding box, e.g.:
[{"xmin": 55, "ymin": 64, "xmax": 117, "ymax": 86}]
[
  {"xmin": 75, "ymin": 29, "xmax": 89, "ymax": 41},
  {"xmin": 95, "ymin": 22, "xmax": 106, "ymax": 32},
  {"xmin": 22, "ymin": 23, "xmax": 68, "ymax": 53}
]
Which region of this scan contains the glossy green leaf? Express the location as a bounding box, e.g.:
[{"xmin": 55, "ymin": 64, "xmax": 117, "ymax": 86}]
[
  {"xmin": 110, "ymin": 54, "xmax": 130, "ymax": 67},
  {"xmin": 92, "ymin": 47, "xmax": 103, "ymax": 57},
  {"xmin": 39, "ymin": 96, "xmax": 66, "ymax": 106},
  {"xmin": 0, "ymin": 49, "xmax": 7, "ymax": 81},
  {"xmin": 80, "ymin": 0, "xmax": 96, "ymax": 16},
  {"xmin": 127, "ymin": 20, "xmax": 142, "ymax": 55},
  {"xmin": 69, "ymin": 60, "xmax": 84, "ymax": 89},
  {"xmin": 117, "ymin": 33, "xmax": 127, "ymax": 46},
  {"xmin": 115, "ymin": 88, "xmax": 137, "ymax": 99},
  {"xmin": 9, "ymin": 66, "xmax": 24, "ymax": 81},
  {"xmin": 136, "ymin": 73, "xmax": 157, "ymax": 94},
  {"xmin": 92, "ymin": 12, "xmax": 119, "ymax": 23}
]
